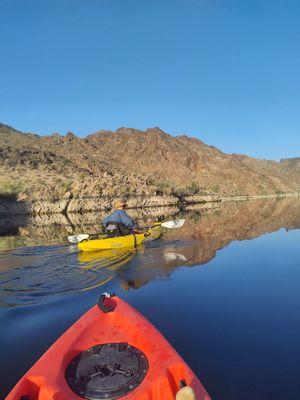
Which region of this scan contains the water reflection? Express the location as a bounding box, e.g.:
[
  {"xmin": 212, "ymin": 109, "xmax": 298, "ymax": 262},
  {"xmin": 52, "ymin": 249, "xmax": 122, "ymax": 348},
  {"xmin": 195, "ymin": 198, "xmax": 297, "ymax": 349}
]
[
  {"xmin": 1, "ymin": 197, "xmax": 300, "ymax": 306},
  {"xmin": 116, "ymin": 240, "xmax": 198, "ymax": 290},
  {"xmin": 0, "ymin": 206, "xmax": 179, "ymax": 250},
  {"xmin": 0, "ymin": 245, "xmax": 119, "ymax": 307}
]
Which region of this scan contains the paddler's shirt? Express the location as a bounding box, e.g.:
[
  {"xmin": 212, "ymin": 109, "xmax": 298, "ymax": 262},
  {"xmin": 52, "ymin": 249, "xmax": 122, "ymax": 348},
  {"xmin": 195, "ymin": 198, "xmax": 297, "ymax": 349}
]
[{"xmin": 102, "ymin": 210, "xmax": 137, "ymax": 230}]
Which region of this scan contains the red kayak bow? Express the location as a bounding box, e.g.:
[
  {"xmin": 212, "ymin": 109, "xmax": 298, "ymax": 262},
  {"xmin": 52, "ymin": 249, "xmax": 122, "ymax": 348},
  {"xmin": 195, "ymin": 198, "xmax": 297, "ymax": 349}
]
[{"xmin": 5, "ymin": 293, "xmax": 211, "ymax": 400}]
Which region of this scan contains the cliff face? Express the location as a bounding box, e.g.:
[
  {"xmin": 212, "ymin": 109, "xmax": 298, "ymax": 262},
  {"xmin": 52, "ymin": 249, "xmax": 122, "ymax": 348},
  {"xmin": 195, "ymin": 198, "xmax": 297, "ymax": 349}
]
[{"xmin": 1, "ymin": 123, "xmax": 300, "ymax": 209}]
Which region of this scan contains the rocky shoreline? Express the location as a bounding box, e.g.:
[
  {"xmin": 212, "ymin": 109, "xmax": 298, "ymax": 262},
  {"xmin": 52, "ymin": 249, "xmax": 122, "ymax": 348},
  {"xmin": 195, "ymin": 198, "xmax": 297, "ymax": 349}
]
[{"xmin": 1, "ymin": 191, "xmax": 299, "ymax": 217}]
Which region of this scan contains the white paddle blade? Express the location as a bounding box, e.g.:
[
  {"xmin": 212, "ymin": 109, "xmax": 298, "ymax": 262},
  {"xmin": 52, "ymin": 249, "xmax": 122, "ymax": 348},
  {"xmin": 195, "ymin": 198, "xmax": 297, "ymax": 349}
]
[
  {"xmin": 161, "ymin": 219, "xmax": 185, "ymax": 229},
  {"xmin": 67, "ymin": 234, "xmax": 90, "ymax": 244}
]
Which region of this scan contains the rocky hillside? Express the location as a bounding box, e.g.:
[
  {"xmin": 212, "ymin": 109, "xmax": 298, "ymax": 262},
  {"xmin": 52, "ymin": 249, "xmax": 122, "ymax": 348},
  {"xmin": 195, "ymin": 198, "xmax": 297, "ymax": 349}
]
[{"xmin": 1, "ymin": 122, "xmax": 300, "ymax": 205}]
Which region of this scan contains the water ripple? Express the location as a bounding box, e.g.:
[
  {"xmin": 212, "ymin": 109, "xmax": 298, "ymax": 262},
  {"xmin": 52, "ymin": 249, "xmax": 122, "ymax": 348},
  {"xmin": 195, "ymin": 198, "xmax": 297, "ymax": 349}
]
[{"xmin": 0, "ymin": 245, "xmax": 136, "ymax": 307}]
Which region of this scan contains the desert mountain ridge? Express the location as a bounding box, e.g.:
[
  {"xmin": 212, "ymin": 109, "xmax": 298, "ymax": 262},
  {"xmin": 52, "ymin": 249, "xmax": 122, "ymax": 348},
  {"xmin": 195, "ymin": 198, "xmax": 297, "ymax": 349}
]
[{"xmin": 1, "ymin": 122, "xmax": 300, "ymax": 205}]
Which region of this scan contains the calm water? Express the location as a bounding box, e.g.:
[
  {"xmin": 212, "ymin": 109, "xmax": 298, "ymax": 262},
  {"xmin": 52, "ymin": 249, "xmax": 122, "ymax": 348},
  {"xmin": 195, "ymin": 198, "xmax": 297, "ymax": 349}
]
[{"xmin": 1, "ymin": 198, "xmax": 300, "ymax": 399}]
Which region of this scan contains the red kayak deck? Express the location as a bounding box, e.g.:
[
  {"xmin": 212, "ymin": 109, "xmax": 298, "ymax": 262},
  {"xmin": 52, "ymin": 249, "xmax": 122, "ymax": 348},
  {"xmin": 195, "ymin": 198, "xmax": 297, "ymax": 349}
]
[{"xmin": 5, "ymin": 295, "xmax": 211, "ymax": 400}]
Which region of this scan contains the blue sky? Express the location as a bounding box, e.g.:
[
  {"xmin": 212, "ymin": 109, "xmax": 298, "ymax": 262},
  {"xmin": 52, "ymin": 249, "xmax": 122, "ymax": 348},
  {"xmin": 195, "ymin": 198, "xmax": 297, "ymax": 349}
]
[{"xmin": 1, "ymin": 0, "xmax": 299, "ymax": 160}]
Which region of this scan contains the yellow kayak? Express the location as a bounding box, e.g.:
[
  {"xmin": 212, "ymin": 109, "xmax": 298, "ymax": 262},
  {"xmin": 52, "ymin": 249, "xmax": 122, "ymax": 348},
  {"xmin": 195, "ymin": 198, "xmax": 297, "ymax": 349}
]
[
  {"xmin": 78, "ymin": 226, "xmax": 162, "ymax": 252},
  {"xmin": 78, "ymin": 248, "xmax": 135, "ymax": 264}
]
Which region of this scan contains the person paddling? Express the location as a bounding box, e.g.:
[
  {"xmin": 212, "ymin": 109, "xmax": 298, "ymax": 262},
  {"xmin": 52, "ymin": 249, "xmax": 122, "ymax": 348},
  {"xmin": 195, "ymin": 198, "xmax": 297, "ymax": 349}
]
[{"xmin": 102, "ymin": 200, "xmax": 140, "ymax": 237}]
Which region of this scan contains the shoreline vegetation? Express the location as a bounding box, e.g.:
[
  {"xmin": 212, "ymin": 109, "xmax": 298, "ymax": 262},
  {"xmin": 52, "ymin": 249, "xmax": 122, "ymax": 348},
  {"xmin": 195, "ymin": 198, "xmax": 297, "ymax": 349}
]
[{"xmin": 1, "ymin": 191, "xmax": 299, "ymax": 217}]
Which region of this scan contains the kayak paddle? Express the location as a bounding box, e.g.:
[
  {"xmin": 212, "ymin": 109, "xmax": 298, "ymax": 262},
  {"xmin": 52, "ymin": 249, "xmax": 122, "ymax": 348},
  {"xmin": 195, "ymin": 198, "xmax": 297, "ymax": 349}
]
[
  {"xmin": 67, "ymin": 219, "xmax": 185, "ymax": 244},
  {"xmin": 159, "ymin": 219, "xmax": 185, "ymax": 229}
]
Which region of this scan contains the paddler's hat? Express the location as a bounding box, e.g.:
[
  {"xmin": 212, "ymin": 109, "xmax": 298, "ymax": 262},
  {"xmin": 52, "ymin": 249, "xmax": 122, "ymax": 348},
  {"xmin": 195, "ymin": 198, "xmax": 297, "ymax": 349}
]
[{"xmin": 114, "ymin": 200, "xmax": 126, "ymax": 209}]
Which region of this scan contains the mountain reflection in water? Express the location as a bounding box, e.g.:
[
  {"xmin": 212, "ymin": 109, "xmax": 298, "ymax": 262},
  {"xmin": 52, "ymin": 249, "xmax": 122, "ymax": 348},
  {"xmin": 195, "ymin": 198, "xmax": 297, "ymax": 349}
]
[{"xmin": 1, "ymin": 197, "xmax": 300, "ymax": 307}]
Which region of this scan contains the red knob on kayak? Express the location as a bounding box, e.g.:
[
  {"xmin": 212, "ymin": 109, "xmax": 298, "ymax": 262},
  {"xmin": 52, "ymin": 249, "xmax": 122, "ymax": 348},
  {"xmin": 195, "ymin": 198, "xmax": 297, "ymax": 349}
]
[{"xmin": 98, "ymin": 292, "xmax": 117, "ymax": 313}]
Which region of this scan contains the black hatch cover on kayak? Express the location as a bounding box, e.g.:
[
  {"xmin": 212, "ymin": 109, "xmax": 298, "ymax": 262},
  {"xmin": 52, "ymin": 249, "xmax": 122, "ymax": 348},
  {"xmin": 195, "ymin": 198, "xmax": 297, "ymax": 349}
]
[{"xmin": 65, "ymin": 342, "xmax": 149, "ymax": 399}]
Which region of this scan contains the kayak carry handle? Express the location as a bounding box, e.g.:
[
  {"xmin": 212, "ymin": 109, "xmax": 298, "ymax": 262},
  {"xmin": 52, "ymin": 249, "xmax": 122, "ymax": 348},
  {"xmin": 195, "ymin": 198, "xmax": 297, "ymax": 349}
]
[{"xmin": 98, "ymin": 292, "xmax": 117, "ymax": 313}]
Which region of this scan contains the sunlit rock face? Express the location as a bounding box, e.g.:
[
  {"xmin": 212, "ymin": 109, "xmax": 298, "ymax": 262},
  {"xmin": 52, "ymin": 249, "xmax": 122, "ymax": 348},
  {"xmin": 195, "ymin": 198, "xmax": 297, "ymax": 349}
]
[{"xmin": 1, "ymin": 123, "xmax": 300, "ymax": 216}]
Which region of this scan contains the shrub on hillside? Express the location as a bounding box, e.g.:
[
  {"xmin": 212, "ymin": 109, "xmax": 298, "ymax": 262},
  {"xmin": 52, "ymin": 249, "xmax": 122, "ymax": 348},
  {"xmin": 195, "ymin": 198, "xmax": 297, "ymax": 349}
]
[
  {"xmin": 0, "ymin": 181, "xmax": 24, "ymax": 197},
  {"xmin": 153, "ymin": 179, "xmax": 175, "ymax": 195}
]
